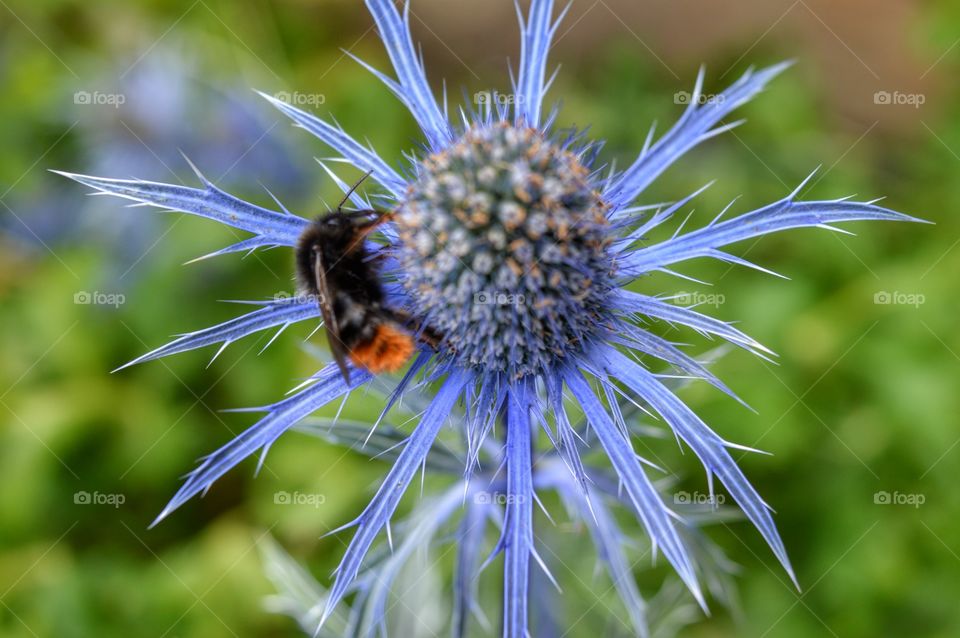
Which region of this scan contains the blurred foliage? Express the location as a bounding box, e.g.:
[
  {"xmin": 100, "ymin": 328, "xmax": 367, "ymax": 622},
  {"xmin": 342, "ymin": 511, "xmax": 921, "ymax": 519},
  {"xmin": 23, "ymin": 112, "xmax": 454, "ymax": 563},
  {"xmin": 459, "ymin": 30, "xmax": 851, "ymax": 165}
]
[{"xmin": 1, "ymin": 1, "xmax": 958, "ymax": 637}]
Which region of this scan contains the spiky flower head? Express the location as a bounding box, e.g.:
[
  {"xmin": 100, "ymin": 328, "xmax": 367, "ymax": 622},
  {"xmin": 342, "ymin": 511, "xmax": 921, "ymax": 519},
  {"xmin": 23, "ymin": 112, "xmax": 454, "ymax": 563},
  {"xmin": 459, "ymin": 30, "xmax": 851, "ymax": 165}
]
[
  {"xmin": 397, "ymin": 122, "xmax": 613, "ymax": 378},
  {"xmin": 57, "ymin": 0, "xmax": 923, "ymax": 636}
]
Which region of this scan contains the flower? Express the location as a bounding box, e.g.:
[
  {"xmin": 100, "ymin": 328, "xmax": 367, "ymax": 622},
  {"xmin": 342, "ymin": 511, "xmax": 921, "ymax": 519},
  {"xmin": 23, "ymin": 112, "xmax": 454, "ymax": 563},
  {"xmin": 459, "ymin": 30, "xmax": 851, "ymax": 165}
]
[{"xmin": 56, "ymin": 1, "xmax": 921, "ymax": 636}]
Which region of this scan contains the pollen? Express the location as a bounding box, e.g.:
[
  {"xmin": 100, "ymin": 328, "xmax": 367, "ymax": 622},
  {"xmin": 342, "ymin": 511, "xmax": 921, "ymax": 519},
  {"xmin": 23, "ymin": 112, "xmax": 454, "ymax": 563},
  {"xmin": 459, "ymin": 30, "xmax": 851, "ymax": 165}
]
[{"xmin": 349, "ymin": 323, "xmax": 416, "ymax": 374}]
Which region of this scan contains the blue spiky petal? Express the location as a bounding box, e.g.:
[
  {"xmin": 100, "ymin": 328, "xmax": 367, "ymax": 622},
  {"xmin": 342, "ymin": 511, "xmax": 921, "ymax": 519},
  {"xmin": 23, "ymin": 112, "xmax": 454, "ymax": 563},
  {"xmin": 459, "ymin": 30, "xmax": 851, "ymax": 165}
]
[
  {"xmin": 321, "ymin": 368, "xmax": 470, "ymax": 624},
  {"xmin": 500, "ymin": 380, "xmax": 535, "ymax": 636}
]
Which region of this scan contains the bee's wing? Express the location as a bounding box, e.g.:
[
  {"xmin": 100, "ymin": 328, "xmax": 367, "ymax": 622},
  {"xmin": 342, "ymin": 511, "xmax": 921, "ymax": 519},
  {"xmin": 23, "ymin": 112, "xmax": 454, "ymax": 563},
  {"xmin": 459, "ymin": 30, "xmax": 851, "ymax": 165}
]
[{"xmin": 313, "ymin": 250, "xmax": 351, "ymax": 384}]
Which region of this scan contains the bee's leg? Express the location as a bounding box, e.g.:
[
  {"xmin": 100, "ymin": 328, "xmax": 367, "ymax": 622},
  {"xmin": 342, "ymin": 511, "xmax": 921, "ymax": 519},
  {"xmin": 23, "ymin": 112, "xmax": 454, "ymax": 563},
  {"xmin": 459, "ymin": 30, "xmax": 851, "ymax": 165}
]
[
  {"xmin": 354, "ymin": 210, "xmax": 395, "ymax": 233},
  {"xmin": 345, "ymin": 211, "xmax": 393, "ymax": 253},
  {"xmin": 345, "ymin": 210, "xmax": 396, "ymax": 254},
  {"xmin": 365, "ymin": 247, "xmax": 393, "ymax": 266},
  {"xmin": 384, "ymin": 308, "xmax": 442, "ymax": 350}
]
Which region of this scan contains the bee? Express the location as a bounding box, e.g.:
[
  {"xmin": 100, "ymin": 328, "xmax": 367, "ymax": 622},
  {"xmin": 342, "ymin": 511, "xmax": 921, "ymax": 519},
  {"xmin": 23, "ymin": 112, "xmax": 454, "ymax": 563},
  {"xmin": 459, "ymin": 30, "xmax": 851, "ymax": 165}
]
[{"xmin": 295, "ymin": 173, "xmax": 437, "ymax": 383}]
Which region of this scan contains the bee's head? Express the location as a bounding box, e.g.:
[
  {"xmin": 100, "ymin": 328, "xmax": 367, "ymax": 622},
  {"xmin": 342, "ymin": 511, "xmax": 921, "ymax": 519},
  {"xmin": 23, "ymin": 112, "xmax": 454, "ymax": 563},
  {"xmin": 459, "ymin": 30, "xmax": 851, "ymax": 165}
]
[{"xmin": 317, "ymin": 211, "xmax": 363, "ymax": 239}]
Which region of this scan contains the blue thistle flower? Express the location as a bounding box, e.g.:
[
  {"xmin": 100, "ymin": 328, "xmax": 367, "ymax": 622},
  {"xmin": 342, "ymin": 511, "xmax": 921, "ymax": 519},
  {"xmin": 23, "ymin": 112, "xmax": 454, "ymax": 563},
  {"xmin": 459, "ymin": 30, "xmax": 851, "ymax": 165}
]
[{"xmin": 57, "ymin": 1, "xmax": 922, "ymax": 635}]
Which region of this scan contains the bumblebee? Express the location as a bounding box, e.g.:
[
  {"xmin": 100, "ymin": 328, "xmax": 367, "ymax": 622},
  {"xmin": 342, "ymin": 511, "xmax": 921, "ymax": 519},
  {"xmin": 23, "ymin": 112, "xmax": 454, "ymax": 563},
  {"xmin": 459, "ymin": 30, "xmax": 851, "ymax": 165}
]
[{"xmin": 295, "ymin": 176, "xmax": 435, "ymax": 383}]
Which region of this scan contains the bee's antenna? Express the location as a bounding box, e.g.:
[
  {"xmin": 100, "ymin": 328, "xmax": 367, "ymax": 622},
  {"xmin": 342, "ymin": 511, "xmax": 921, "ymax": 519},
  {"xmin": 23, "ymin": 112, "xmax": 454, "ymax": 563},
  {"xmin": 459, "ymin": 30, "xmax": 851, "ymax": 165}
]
[{"xmin": 336, "ymin": 170, "xmax": 374, "ymax": 212}]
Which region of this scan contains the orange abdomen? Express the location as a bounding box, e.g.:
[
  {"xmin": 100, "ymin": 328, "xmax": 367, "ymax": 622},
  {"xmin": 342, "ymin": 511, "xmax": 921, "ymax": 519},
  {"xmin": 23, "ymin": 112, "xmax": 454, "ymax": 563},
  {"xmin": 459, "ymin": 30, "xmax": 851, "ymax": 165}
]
[{"xmin": 349, "ymin": 323, "xmax": 416, "ymax": 374}]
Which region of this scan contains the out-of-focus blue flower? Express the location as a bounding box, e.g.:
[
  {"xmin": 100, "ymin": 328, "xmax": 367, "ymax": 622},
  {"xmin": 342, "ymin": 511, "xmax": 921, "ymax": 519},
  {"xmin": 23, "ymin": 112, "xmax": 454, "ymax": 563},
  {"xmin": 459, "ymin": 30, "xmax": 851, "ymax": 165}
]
[
  {"xmin": 5, "ymin": 44, "xmax": 307, "ymax": 270},
  {"xmin": 59, "ymin": 1, "xmax": 921, "ymax": 636}
]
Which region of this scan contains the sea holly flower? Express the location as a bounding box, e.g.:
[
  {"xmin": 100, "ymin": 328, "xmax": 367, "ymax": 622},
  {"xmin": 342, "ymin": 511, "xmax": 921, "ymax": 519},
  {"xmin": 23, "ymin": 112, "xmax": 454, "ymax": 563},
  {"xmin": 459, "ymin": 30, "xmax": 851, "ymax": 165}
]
[{"xmin": 57, "ymin": 0, "xmax": 921, "ymax": 636}]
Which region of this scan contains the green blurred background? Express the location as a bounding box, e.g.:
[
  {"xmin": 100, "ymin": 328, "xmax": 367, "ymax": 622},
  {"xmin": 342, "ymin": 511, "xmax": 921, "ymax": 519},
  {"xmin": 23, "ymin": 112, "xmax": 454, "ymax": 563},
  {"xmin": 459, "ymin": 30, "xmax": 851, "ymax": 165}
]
[{"xmin": 1, "ymin": 0, "xmax": 957, "ymax": 636}]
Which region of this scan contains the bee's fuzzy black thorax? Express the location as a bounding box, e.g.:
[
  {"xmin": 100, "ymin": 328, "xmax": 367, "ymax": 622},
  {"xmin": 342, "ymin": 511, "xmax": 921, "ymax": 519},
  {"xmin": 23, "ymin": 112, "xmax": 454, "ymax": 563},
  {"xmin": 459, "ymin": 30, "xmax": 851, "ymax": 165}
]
[{"xmin": 296, "ymin": 214, "xmax": 383, "ymax": 300}]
